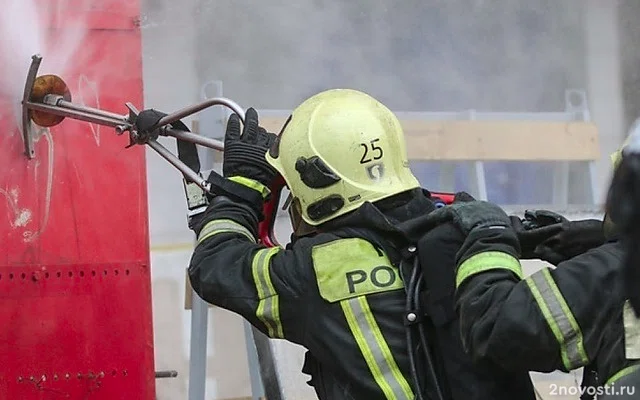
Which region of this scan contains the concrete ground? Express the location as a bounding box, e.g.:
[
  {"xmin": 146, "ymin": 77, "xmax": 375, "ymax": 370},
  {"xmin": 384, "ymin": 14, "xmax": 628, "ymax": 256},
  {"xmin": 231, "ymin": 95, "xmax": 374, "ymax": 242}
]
[{"xmin": 151, "ymin": 208, "xmax": 604, "ymax": 400}]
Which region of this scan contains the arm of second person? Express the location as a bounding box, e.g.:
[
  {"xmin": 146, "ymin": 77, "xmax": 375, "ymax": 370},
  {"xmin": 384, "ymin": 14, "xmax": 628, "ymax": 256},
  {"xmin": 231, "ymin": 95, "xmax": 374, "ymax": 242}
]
[{"xmin": 455, "ymin": 227, "xmax": 624, "ymax": 373}]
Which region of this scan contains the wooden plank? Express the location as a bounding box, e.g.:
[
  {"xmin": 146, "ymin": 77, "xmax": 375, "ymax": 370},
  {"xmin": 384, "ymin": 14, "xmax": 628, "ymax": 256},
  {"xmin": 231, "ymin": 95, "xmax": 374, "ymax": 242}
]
[{"xmin": 402, "ymin": 120, "xmax": 600, "ymax": 161}]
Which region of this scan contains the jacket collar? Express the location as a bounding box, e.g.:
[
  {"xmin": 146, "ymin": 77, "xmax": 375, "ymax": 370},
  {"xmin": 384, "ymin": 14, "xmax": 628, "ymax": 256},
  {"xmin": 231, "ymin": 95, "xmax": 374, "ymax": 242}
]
[{"xmin": 319, "ymin": 188, "xmax": 438, "ymax": 245}]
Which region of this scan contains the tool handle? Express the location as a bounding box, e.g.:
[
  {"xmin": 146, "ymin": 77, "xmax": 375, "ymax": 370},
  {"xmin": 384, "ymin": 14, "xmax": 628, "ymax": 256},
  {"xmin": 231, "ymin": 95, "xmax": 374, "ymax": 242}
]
[{"xmin": 429, "ymin": 192, "xmax": 456, "ymax": 206}]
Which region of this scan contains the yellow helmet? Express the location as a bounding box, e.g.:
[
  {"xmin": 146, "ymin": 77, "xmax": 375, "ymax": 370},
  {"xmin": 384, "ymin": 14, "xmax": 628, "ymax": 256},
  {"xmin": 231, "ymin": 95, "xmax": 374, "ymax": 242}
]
[{"xmin": 265, "ymin": 88, "xmax": 420, "ymax": 227}]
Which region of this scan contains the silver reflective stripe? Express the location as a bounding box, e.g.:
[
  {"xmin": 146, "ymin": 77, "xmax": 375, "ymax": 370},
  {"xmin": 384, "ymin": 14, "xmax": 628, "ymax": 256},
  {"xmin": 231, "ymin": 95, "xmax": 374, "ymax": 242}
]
[
  {"xmin": 526, "ymin": 269, "xmax": 589, "ymax": 370},
  {"xmin": 197, "ymin": 219, "xmax": 256, "ymax": 244},
  {"xmin": 623, "ymin": 300, "xmax": 640, "ymax": 359},
  {"xmin": 252, "ymin": 247, "xmax": 284, "ymax": 338},
  {"xmin": 341, "ymin": 297, "xmax": 414, "ymax": 400}
]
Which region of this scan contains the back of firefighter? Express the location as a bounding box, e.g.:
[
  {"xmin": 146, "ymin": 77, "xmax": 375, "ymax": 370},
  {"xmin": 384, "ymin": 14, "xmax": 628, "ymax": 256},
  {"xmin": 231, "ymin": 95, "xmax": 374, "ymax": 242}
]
[
  {"xmin": 415, "ymin": 138, "xmax": 640, "ymax": 395},
  {"xmin": 182, "ymin": 89, "xmax": 535, "ymax": 399}
]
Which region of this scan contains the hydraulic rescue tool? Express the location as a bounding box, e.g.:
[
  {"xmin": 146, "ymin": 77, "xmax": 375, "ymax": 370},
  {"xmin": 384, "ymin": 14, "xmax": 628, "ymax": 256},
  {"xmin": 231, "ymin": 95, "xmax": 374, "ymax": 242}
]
[{"xmin": 20, "ymin": 54, "xmax": 285, "ymax": 246}]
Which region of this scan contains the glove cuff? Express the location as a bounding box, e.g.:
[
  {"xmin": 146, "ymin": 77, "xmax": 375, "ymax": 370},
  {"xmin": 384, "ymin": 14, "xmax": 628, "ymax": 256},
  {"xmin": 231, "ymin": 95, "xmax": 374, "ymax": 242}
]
[{"xmin": 205, "ymin": 172, "xmax": 265, "ymax": 219}]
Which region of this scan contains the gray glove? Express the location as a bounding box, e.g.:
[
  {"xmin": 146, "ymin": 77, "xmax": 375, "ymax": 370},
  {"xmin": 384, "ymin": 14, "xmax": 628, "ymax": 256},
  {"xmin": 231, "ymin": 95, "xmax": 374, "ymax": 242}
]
[
  {"xmin": 426, "ymin": 200, "xmax": 512, "ymax": 234},
  {"xmin": 426, "ymin": 200, "xmax": 520, "ymax": 273}
]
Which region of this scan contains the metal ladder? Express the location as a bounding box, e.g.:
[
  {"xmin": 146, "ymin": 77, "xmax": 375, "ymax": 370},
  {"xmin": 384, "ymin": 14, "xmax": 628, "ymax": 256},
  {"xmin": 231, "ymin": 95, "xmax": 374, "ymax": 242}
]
[{"xmin": 186, "ymin": 80, "xmax": 270, "ymax": 400}]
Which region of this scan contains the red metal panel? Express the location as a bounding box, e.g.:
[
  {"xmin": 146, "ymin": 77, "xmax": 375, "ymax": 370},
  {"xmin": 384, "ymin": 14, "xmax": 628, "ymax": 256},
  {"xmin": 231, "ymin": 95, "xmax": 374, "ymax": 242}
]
[
  {"xmin": 0, "ymin": 1, "xmax": 155, "ymax": 398},
  {"xmin": 36, "ymin": 0, "xmax": 141, "ymax": 30}
]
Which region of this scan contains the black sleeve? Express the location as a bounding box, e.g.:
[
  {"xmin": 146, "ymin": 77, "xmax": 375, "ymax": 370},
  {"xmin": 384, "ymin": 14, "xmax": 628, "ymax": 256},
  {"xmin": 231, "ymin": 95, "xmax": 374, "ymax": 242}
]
[
  {"xmin": 456, "ymin": 226, "xmax": 625, "ymax": 373},
  {"xmin": 187, "ymin": 196, "xmax": 315, "ymax": 342},
  {"xmin": 417, "ymin": 222, "xmax": 466, "ymax": 326}
]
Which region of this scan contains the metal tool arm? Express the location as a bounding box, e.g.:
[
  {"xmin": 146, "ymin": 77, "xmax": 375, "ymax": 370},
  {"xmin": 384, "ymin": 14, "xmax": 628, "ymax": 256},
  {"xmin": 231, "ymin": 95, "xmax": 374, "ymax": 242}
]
[
  {"xmin": 156, "ymin": 98, "xmax": 245, "ymax": 130},
  {"xmin": 22, "ymin": 55, "xmax": 234, "ymax": 151},
  {"xmin": 160, "ymin": 127, "xmax": 224, "ymax": 152},
  {"xmin": 27, "ymin": 96, "xmax": 130, "ymax": 128},
  {"xmin": 147, "ymin": 139, "xmax": 210, "ymax": 190},
  {"xmin": 21, "ymin": 53, "xmax": 240, "ymax": 194}
]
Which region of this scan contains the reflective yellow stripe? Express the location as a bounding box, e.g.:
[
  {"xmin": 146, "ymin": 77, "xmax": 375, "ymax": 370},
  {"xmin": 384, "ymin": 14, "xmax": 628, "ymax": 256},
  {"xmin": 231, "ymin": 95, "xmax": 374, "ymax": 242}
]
[
  {"xmin": 606, "ymin": 363, "xmax": 640, "ymax": 386},
  {"xmin": 456, "ymin": 251, "xmax": 522, "ymax": 288},
  {"xmin": 252, "ymin": 247, "xmax": 284, "ymax": 338},
  {"xmin": 341, "ymin": 296, "xmax": 414, "ymax": 400},
  {"xmin": 229, "ymin": 176, "xmax": 271, "ymax": 199},
  {"xmin": 197, "ymin": 219, "xmax": 256, "ymax": 244},
  {"xmin": 525, "ymin": 268, "xmax": 589, "ymax": 370}
]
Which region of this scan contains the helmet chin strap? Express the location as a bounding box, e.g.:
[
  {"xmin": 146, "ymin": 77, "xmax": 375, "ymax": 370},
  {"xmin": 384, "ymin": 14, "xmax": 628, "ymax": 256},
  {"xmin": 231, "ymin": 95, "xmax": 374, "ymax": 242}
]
[{"xmin": 283, "ymin": 193, "xmax": 318, "ymax": 238}]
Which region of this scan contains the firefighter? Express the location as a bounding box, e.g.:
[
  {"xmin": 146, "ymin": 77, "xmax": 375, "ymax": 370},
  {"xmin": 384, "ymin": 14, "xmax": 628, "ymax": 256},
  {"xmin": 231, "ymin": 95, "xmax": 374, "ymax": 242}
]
[
  {"xmin": 418, "ymin": 136, "xmax": 640, "ymax": 397},
  {"xmin": 597, "ymin": 124, "xmax": 640, "ymax": 399},
  {"xmin": 183, "ymin": 89, "xmax": 536, "ymax": 399}
]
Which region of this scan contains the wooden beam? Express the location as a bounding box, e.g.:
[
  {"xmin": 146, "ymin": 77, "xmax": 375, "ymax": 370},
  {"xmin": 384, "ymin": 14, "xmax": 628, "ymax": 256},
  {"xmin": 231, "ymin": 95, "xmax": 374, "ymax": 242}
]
[
  {"xmin": 402, "ymin": 120, "xmax": 600, "ymax": 161},
  {"xmin": 193, "ymin": 117, "xmax": 601, "ymax": 162}
]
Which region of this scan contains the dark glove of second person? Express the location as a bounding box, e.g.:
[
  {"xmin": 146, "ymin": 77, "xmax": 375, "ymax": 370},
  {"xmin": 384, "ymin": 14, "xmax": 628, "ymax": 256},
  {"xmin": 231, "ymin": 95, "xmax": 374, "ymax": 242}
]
[
  {"xmin": 510, "ymin": 210, "xmax": 565, "ymax": 260},
  {"xmin": 534, "ymin": 219, "xmax": 606, "ymax": 265},
  {"xmin": 223, "ymin": 107, "xmax": 279, "ymax": 190},
  {"xmin": 512, "ymin": 210, "xmax": 606, "ymax": 265}
]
